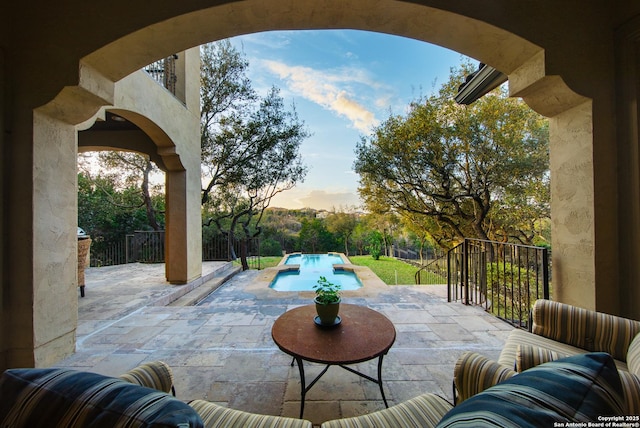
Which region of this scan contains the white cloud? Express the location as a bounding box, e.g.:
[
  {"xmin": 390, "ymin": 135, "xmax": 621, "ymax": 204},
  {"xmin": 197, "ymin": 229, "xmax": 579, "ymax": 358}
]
[
  {"xmin": 262, "ymin": 60, "xmax": 380, "ymax": 133},
  {"xmin": 270, "ymin": 188, "xmax": 362, "ymax": 210}
]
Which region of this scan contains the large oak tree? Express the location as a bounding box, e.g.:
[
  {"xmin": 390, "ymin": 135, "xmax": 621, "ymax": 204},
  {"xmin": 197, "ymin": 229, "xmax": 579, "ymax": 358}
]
[
  {"xmin": 200, "ymin": 41, "xmax": 309, "ymax": 268},
  {"xmin": 354, "ymin": 63, "xmax": 549, "ymax": 247}
]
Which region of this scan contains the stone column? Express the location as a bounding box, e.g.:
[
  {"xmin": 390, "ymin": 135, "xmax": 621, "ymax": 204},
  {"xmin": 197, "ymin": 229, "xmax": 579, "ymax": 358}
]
[{"xmin": 32, "ymin": 111, "xmax": 79, "ymax": 367}]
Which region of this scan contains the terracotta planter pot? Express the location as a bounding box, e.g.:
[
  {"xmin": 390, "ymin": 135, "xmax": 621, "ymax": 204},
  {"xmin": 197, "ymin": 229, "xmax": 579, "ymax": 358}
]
[{"xmin": 314, "ymin": 298, "xmax": 341, "ymax": 325}]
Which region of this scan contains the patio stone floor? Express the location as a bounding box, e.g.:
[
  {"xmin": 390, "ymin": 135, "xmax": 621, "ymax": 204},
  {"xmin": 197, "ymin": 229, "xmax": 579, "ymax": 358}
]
[{"xmin": 57, "ymin": 261, "xmax": 514, "ymax": 426}]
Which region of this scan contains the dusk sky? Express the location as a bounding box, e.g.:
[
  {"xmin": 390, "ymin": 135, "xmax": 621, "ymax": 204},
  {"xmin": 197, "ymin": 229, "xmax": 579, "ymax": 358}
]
[{"xmin": 226, "ymin": 30, "xmax": 468, "ymax": 211}]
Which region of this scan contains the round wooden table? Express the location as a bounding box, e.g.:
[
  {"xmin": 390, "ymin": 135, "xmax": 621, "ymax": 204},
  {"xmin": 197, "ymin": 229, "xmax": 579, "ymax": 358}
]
[{"xmin": 271, "ymin": 303, "xmax": 396, "ymax": 418}]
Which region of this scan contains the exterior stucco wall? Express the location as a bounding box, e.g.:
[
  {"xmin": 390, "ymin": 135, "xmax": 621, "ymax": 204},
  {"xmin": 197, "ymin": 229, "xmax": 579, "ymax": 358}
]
[
  {"xmin": 2, "ymin": 0, "xmax": 638, "ymax": 369},
  {"xmin": 110, "ymin": 53, "xmax": 202, "ymax": 283}
]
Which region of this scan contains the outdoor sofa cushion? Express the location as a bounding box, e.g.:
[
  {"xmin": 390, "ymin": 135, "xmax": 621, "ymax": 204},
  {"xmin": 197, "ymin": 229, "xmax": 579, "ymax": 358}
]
[
  {"xmin": 438, "ymin": 353, "xmax": 625, "ymax": 427},
  {"xmin": 0, "ymin": 367, "xmax": 203, "ymax": 427},
  {"xmin": 190, "ymin": 399, "xmax": 313, "ymax": 428},
  {"xmin": 320, "ymin": 393, "xmax": 453, "ymax": 428}
]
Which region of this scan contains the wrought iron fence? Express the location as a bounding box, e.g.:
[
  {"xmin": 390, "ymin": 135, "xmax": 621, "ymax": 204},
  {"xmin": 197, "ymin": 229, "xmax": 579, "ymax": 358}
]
[
  {"xmin": 447, "ymin": 238, "xmax": 550, "ymax": 329},
  {"xmin": 89, "ymin": 237, "xmax": 129, "ymax": 267},
  {"xmin": 89, "ymin": 231, "xmax": 261, "ymax": 267},
  {"xmin": 414, "ymin": 256, "xmax": 448, "ymax": 285}
]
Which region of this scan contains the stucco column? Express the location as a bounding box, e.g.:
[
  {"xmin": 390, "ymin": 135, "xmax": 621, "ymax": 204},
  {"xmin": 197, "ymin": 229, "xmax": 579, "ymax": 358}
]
[
  {"xmin": 163, "ymin": 47, "xmax": 202, "ymax": 284},
  {"xmin": 165, "ymin": 164, "xmax": 202, "ymax": 284},
  {"xmin": 3, "ymin": 108, "xmax": 79, "ymax": 368},
  {"xmin": 510, "ymin": 53, "xmax": 605, "ymax": 311},
  {"xmin": 32, "ymin": 112, "xmax": 78, "ymax": 366},
  {"xmin": 548, "ymin": 102, "xmax": 598, "ymax": 309}
]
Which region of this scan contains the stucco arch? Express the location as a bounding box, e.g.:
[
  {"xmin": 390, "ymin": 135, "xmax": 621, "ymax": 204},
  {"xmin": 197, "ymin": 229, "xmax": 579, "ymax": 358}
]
[
  {"xmin": 77, "ymin": 109, "xmax": 183, "ymax": 173},
  {"xmin": 72, "ymin": 0, "xmax": 598, "ymax": 307},
  {"xmin": 6, "ymin": 0, "xmax": 626, "ymax": 371}
]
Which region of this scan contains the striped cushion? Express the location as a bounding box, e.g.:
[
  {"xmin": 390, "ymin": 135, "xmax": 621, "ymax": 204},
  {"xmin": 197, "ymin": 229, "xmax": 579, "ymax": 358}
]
[
  {"xmin": 189, "ymin": 399, "xmax": 312, "ymax": 428},
  {"xmin": 627, "ymin": 333, "xmax": 640, "ymax": 375},
  {"xmin": 499, "ymin": 328, "xmax": 629, "ymax": 371},
  {"xmin": 320, "ymin": 393, "xmax": 452, "ymax": 428},
  {"xmin": 119, "ymin": 360, "xmax": 175, "ymax": 395},
  {"xmin": 515, "ymin": 344, "xmax": 568, "ymax": 372},
  {"xmin": 618, "ymin": 370, "xmax": 640, "ymax": 415},
  {"xmin": 436, "ymin": 353, "xmax": 625, "ymax": 427},
  {"xmin": 453, "ymin": 351, "xmax": 515, "ymax": 404},
  {"xmin": 0, "ymin": 368, "xmax": 203, "ymax": 427},
  {"xmin": 532, "ymin": 299, "xmax": 640, "ymax": 360}
]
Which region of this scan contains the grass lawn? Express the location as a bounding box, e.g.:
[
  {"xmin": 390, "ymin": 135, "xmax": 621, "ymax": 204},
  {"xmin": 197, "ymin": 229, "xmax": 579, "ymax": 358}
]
[
  {"xmin": 349, "ymin": 255, "xmax": 446, "ymax": 285},
  {"xmin": 253, "ymin": 256, "xmax": 282, "ymax": 268},
  {"xmin": 234, "ymin": 256, "xmax": 282, "ymax": 269}
]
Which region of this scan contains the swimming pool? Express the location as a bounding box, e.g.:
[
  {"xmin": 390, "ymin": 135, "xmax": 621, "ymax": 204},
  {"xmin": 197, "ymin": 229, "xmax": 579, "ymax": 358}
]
[{"xmin": 269, "ymin": 253, "xmax": 363, "ymax": 292}]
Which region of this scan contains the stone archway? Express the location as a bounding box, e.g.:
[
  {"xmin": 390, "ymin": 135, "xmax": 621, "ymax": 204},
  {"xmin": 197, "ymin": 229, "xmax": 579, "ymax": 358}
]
[
  {"xmin": 6, "ymin": 0, "xmax": 621, "ymax": 370},
  {"xmin": 74, "ymin": 0, "xmax": 598, "ymax": 306}
]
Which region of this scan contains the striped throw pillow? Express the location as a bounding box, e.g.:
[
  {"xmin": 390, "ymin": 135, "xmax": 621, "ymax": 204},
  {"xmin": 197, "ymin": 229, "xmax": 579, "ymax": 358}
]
[
  {"xmin": 436, "ymin": 353, "xmax": 625, "ymax": 427},
  {"xmin": 0, "ymin": 368, "xmax": 203, "ymax": 427}
]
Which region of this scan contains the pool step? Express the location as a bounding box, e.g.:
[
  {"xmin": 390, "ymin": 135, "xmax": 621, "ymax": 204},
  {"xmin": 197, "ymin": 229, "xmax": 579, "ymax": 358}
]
[{"xmin": 168, "ymin": 264, "xmax": 242, "ymax": 306}]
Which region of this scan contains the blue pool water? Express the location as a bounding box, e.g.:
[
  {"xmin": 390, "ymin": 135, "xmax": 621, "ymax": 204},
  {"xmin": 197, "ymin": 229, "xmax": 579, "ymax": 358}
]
[{"xmin": 270, "ymin": 253, "xmax": 363, "ymax": 292}]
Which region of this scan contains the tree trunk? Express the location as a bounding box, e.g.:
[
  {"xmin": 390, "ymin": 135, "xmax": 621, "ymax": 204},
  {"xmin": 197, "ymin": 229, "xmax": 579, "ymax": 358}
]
[
  {"xmin": 142, "ymin": 161, "xmax": 160, "ymax": 230},
  {"xmin": 240, "ymin": 238, "xmax": 249, "ymax": 270}
]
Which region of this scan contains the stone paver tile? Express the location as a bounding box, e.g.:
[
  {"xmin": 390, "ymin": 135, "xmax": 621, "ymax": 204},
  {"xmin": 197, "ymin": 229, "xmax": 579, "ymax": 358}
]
[
  {"xmin": 204, "ymin": 312, "xmax": 256, "ymax": 326},
  {"xmin": 227, "ymin": 381, "xmax": 287, "ymax": 415},
  {"xmin": 394, "ymin": 323, "xmax": 433, "ymax": 333},
  {"xmin": 401, "ymin": 363, "xmax": 437, "ymax": 381},
  {"xmin": 214, "ymin": 351, "xmax": 279, "ymax": 382},
  {"xmin": 88, "ymin": 353, "xmax": 150, "ymax": 378},
  {"xmin": 221, "ymin": 325, "xmax": 266, "ymax": 343},
  {"xmin": 453, "ymin": 315, "xmax": 500, "ymax": 331},
  {"xmin": 159, "ymin": 318, "xmax": 207, "ymax": 333},
  {"xmin": 428, "ymin": 323, "xmax": 477, "ymax": 341},
  {"xmin": 395, "ymin": 331, "xmax": 441, "ymax": 348},
  {"xmin": 385, "ymin": 310, "xmax": 439, "ymax": 324},
  {"xmin": 172, "ymin": 366, "xmax": 220, "ymax": 401},
  {"xmin": 52, "ymin": 350, "xmax": 112, "ymax": 369},
  {"xmin": 116, "ymin": 312, "xmax": 173, "ymax": 327},
  {"xmin": 291, "ymin": 401, "xmax": 341, "ymax": 426},
  {"xmin": 424, "ymin": 303, "xmax": 460, "ymax": 316},
  {"xmin": 76, "ymin": 320, "xmax": 113, "ymax": 335}
]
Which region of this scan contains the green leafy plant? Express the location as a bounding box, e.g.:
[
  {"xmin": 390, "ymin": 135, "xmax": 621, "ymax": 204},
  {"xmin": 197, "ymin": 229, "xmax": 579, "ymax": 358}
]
[{"xmin": 313, "ymin": 276, "xmax": 341, "ymax": 304}]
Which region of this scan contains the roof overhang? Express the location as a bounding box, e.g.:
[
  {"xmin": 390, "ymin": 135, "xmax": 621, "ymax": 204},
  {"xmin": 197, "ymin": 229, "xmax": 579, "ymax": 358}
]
[{"xmin": 455, "ymin": 64, "xmax": 507, "ymax": 105}]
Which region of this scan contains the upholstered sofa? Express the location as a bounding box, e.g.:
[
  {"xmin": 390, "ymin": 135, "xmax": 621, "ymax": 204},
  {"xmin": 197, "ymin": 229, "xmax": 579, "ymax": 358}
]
[
  {"xmin": 453, "ymin": 299, "xmax": 640, "ymax": 414},
  {"xmin": 0, "ymin": 353, "xmax": 628, "ymax": 428},
  {"xmin": 2, "ymin": 299, "xmax": 636, "ymax": 427},
  {"xmin": 0, "ymin": 361, "xmax": 311, "ymax": 428}
]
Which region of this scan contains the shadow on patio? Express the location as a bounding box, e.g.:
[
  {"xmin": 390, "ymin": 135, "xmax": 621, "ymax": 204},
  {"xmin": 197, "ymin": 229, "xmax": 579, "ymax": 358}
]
[{"xmin": 57, "ymin": 261, "xmax": 513, "ymax": 426}]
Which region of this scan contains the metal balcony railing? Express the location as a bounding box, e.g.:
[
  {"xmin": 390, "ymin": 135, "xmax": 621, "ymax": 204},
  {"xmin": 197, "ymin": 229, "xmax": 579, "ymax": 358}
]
[
  {"xmin": 143, "ymin": 55, "xmax": 178, "ymax": 94},
  {"xmin": 414, "ymin": 256, "xmax": 448, "ymax": 285},
  {"xmin": 447, "ymin": 238, "xmax": 550, "ymax": 329}
]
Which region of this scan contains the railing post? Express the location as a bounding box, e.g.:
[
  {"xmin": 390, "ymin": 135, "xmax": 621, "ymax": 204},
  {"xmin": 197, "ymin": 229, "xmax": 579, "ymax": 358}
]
[
  {"xmin": 542, "ymin": 247, "xmax": 550, "ymax": 299},
  {"xmin": 446, "ymin": 250, "xmax": 451, "ymax": 302},
  {"xmin": 463, "ymin": 239, "xmax": 469, "ymax": 305}
]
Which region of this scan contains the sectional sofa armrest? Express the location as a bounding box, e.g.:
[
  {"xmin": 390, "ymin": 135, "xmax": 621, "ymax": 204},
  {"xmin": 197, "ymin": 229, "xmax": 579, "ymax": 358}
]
[
  {"xmin": 320, "ymin": 393, "xmax": 452, "ymax": 428},
  {"xmin": 119, "ymin": 360, "xmax": 176, "ymax": 395},
  {"xmin": 531, "ymin": 299, "xmax": 640, "ymax": 360},
  {"xmin": 453, "ymin": 351, "xmax": 516, "ymax": 404},
  {"xmin": 189, "ymin": 400, "xmax": 312, "ymax": 428}
]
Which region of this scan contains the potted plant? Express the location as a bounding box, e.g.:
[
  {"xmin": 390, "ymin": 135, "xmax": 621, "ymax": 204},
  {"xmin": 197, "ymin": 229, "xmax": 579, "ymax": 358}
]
[{"xmin": 313, "ymin": 276, "xmax": 342, "ymax": 325}]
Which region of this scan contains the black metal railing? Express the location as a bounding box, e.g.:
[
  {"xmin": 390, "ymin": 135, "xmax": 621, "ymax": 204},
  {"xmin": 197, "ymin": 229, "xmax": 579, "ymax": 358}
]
[
  {"xmin": 447, "ymin": 238, "xmax": 550, "ymax": 329},
  {"xmin": 143, "ymin": 55, "xmax": 178, "ymax": 94},
  {"xmin": 129, "ymin": 230, "xmax": 165, "ymax": 263},
  {"xmin": 414, "ymin": 256, "xmax": 448, "ymax": 285},
  {"xmin": 90, "ymin": 231, "xmax": 261, "ymax": 267}
]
